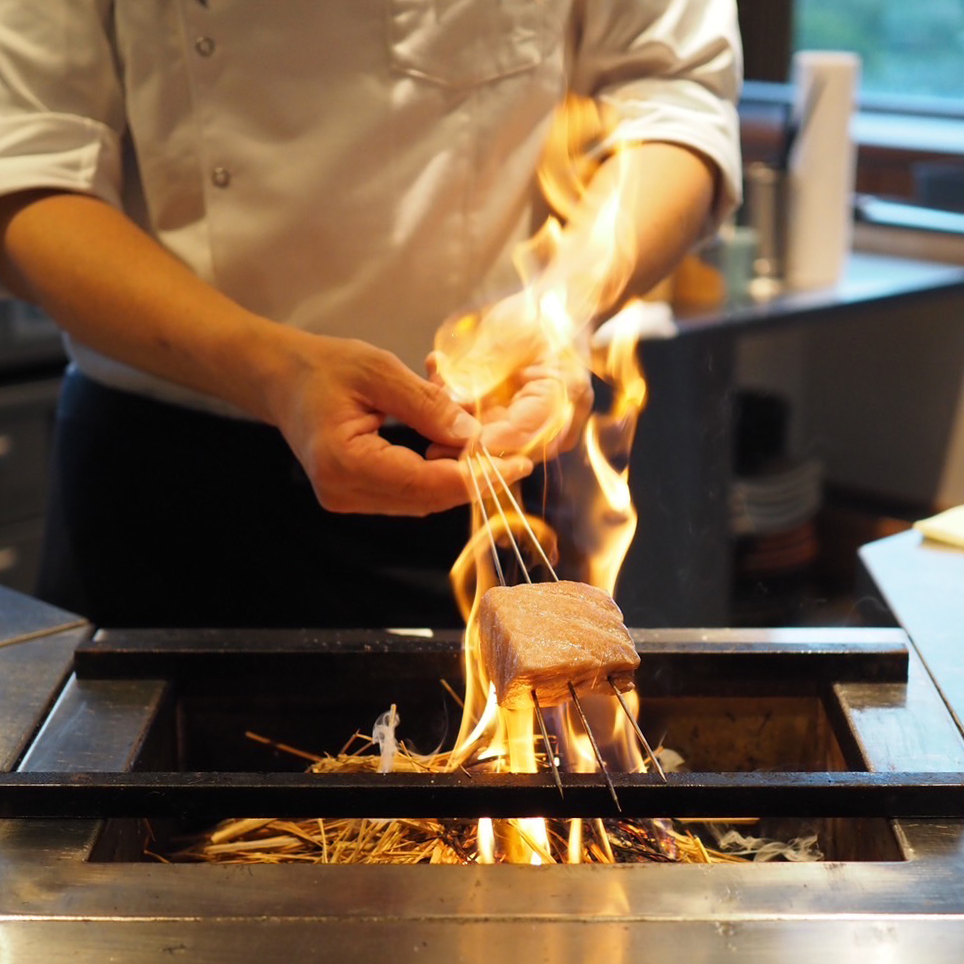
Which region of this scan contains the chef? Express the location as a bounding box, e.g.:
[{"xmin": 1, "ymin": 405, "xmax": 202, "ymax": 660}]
[{"xmin": 0, "ymin": 1, "xmax": 742, "ymax": 628}]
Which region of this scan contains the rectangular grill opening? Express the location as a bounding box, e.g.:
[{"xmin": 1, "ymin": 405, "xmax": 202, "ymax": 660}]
[{"xmin": 73, "ymin": 632, "xmax": 904, "ymax": 864}]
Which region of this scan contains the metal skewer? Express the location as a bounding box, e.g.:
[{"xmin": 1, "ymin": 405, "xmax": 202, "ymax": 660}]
[
  {"xmin": 608, "ymin": 677, "xmax": 667, "ymax": 783},
  {"xmin": 470, "ymin": 441, "xmax": 629, "ymax": 810},
  {"xmin": 567, "ymin": 682, "xmax": 621, "ymax": 813},
  {"xmin": 474, "ymin": 453, "xmax": 532, "ymax": 583},
  {"xmin": 530, "ymin": 690, "xmax": 565, "ymax": 799},
  {"xmin": 478, "ymin": 445, "xmax": 559, "ymax": 582},
  {"xmin": 466, "ymin": 451, "xmax": 506, "ymax": 587}
]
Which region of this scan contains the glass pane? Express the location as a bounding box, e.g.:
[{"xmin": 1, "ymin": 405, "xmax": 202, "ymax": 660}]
[{"xmin": 794, "ymin": 0, "xmax": 964, "ymax": 103}]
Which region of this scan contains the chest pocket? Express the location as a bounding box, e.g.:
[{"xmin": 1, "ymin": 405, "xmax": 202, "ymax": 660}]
[{"xmin": 388, "ymin": 0, "xmax": 563, "ymax": 88}]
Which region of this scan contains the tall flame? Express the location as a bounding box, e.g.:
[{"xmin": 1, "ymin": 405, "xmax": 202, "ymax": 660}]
[{"xmin": 436, "ymin": 96, "xmax": 653, "ymax": 862}]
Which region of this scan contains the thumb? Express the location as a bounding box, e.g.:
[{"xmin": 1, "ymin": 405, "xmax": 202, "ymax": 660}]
[{"xmin": 366, "ymin": 351, "xmax": 481, "ymax": 447}]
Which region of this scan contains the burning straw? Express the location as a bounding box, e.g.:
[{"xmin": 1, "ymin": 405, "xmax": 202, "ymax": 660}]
[{"xmin": 163, "ymin": 726, "xmax": 822, "ymax": 867}]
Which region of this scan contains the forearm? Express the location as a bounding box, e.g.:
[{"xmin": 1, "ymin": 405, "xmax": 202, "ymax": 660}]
[
  {"xmin": 431, "ymin": 142, "xmax": 716, "ymax": 457},
  {"xmin": 545, "ymin": 141, "xmax": 717, "ymax": 319},
  {"xmin": 0, "ymin": 190, "xmax": 295, "ymax": 422},
  {"xmin": 0, "ymin": 189, "xmax": 533, "ymax": 514}
]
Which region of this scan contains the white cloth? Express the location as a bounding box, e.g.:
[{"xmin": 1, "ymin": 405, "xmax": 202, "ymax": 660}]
[{"xmin": 0, "ymin": 0, "xmax": 742, "ymax": 416}]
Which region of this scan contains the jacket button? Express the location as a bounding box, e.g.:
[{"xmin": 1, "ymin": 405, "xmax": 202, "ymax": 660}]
[
  {"xmin": 195, "ymin": 36, "xmax": 216, "ymax": 57},
  {"xmin": 211, "ymin": 167, "xmax": 231, "ymax": 188}
]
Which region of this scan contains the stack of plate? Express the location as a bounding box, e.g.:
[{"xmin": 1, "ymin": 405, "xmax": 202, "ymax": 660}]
[
  {"xmin": 731, "ymin": 458, "xmax": 823, "ymax": 584},
  {"xmin": 731, "ymin": 459, "xmax": 823, "ymax": 539}
]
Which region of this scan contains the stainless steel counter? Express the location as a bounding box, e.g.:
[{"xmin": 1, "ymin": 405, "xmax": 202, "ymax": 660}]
[
  {"xmin": 618, "ymin": 252, "xmax": 964, "ymax": 627},
  {"xmin": 2, "ymin": 563, "xmax": 964, "ymax": 961}
]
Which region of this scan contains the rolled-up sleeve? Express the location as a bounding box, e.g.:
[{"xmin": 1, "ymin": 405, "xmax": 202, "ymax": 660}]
[
  {"xmin": 570, "ymin": 0, "xmax": 743, "ymax": 230},
  {"xmin": 0, "ymin": 0, "xmax": 125, "ymax": 206}
]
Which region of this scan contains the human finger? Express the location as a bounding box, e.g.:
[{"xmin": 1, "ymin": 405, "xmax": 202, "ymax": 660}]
[
  {"xmin": 558, "ymin": 366, "xmax": 593, "ymax": 453},
  {"xmin": 318, "ymin": 434, "xmax": 532, "ymax": 516},
  {"xmin": 425, "ymin": 351, "xmax": 441, "ymax": 384},
  {"xmin": 479, "ymin": 376, "xmax": 572, "ymax": 460},
  {"xmin": 363, "ymin": 347, "xmax": 481, "ymax": 449},
  {"xmin": 512, "ymin": 359, "xmax": 593, "ymax": 454},
  {"xmin": 424, "ymin": 442, "xmax": 462, "ymax": 460}
]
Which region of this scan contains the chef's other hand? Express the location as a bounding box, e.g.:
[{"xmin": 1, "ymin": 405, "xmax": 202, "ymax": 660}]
[
  {"xmin": 426, "ymin": 291, "xmax": 593, "ymax": 461},
  {"xmin": 268, "ymin": 333, "xmax": 533, "ymax": 516}
]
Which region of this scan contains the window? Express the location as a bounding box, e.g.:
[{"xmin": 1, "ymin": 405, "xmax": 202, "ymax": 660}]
[
  {"xmin": 794, "ymin": 0, "xmax": 964, "ymax": 108},
  {"xmin": 740, "ymin": 1, "xmax": 964, "ymax": 207}
]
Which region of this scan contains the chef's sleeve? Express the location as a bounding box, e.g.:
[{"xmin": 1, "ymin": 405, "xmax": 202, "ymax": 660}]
[
  {"xmin": 569, "ymin": 0, "xmax": 743, "ymax": 232},
  {"xmin": 0, "ymin": 0, "xmax": 124, "ymax": 206}
]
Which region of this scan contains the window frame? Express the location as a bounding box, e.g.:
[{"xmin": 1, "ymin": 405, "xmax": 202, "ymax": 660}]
[{"xmin": 738, "ymin": 1, "xmax": 964, "ymax": 204}]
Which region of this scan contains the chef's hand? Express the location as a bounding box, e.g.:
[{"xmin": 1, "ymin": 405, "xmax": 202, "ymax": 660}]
[
  {"xmin": 266, "ymin": 333, "xmax": 533, "ymax": 515},
  {"xmin": 426, "ymin": 291, "xmax": 593, "ymax": 461}
]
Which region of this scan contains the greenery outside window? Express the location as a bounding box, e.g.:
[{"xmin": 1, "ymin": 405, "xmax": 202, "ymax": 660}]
[{"xmin": 794, "ymin": 0, "xmax": 964, "ymax": 114}]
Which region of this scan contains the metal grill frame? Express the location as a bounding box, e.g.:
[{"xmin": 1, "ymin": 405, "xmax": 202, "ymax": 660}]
[{"xmin": 3, "ymin": 582, "xmax": 964, "ymax": 961}]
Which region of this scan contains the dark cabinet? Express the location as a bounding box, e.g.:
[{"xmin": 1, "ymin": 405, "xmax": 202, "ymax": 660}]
[{"xmin": 0, "ymin": 301, "xmax": 65, "ymax": 594}]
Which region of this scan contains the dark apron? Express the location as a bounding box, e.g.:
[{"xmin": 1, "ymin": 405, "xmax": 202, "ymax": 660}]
[{"xmin": 37, "ymin": 370, "xmax": 469, "ymax": 628}]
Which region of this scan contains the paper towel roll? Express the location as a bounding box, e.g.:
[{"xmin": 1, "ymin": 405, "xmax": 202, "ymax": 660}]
[{"xmin": 785, "ymin": 51, "xmax": 861, "ymax": 290}]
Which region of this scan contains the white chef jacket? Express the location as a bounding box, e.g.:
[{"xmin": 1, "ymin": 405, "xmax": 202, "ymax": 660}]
[{"xmin": 0, "ymin": 0, "xmax": 742, "ymax": 417}]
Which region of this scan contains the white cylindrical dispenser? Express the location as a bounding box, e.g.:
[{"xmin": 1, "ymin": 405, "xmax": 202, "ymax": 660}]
[{"xmin": 785, "ymin": 51, "xmax": 861, "ymax": 290}]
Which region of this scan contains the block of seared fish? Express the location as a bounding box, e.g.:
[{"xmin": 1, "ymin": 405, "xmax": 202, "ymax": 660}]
[{"xmin": 478, "ymin": 580, "xmax": 639, "ymax": 710}]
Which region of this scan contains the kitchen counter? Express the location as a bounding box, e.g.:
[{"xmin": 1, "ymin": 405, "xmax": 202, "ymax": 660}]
[
  {"xmin": 859, "ymin": 528, "xmax": 964, "ymax": 736},
  {"xmin": 618, "ymin": 251, "xmax": 964, "ymax": 627},
  {"xmin": 673, "ymin": 251, "xmax": 964, "ymax": 337}
]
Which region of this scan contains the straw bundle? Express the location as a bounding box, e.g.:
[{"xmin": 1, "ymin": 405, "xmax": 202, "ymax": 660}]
[{"xmin": 164, "ymin": 731, "xmax": 810, "ymax": 866}]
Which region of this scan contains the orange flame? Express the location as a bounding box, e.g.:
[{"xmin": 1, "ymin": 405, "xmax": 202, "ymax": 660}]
[
  {"xmin": 477, "ymin": 817, "xmax": 495, "ymax": 864},
  {"xmin": 582, "ymin": 300, "xmax": 649, "ymax": 596},
  {"xmin": 438, "ymin": 95, "xmax": 653, "ymax": 862}
]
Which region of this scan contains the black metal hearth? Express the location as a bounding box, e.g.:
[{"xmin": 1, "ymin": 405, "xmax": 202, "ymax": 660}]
[{"xmin": 2, "ymin": 530, "xmax": 964, "ymax": 961}]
